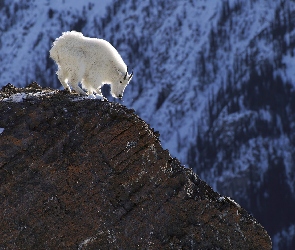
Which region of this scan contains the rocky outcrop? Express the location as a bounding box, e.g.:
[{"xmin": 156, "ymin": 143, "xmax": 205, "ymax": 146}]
[{"xmin": 0, "ymin": 83, "xmax": 271, "ymax": 249}]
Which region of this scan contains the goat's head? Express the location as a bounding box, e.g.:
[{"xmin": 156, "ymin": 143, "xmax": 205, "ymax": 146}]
[{"xmin": 112, "ymin": 67, "xmax": 133, "ymax": 99}]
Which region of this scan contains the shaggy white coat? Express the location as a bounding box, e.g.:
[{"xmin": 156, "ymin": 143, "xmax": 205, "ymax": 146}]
[{"xmin": 50, "ymin": 31, "xmax": 133, "ymax": 98}]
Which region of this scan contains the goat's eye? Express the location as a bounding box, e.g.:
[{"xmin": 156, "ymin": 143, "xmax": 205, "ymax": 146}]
[{"xmin": 120, "ymin": 81, "xmax": 122, "ymax": 84}]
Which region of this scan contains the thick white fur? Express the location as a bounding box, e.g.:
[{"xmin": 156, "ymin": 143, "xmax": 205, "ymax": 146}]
[{"xmin": 49, "ymin": 31, "xmax": 133, "ymax": 98}]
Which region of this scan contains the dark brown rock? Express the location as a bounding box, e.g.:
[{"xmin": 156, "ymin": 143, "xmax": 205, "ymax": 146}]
[{"xmin": 0, "ymin": 83, "xmax": 271, "ymax": 249}]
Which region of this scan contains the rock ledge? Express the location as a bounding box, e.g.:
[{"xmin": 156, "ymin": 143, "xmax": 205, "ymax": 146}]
[{"xmin": 0, "ymin": 83, "xmax": 271, "ymax": 249}]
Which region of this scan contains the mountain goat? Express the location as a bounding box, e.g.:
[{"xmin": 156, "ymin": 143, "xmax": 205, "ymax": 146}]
[{"xmin": 49, "ymin": 31, "xmax": 133, "ymax": 98}]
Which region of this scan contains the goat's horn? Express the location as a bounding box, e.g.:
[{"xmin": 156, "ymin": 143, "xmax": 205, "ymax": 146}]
[{"xmin": 129, "ymin": 71, "xmax": 133, "ymax": 79}]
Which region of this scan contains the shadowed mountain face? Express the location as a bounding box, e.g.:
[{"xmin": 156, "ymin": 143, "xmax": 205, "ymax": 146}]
[{"xmin": 0, "ymin": 83, "xmax": 271, "ymax": 249}]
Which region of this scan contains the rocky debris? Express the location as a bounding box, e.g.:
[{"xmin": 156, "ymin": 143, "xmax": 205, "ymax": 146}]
[{"xmin": 0, "ymin": 83, "xmax": 271, "ymax": 249}]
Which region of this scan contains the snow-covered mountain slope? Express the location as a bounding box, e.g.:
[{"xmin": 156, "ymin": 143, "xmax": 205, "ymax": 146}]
[
  {"xmin": 1, "ymin": 0, "xmax": 295, "ymax": 249},
  {"xmin": 0, "ymin": 0, "xmax": 111, "ymax": 88}
]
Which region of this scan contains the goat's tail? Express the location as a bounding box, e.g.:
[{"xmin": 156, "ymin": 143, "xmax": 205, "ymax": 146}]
[{"xmin": 49, "ymin": 43, "xmax": 60, "ymax": 63}]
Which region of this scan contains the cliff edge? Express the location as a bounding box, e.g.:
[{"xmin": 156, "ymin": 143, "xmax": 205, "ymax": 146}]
[{"xmin": 0, "ymin": 83, "xmax": 271, "ymax": 249}]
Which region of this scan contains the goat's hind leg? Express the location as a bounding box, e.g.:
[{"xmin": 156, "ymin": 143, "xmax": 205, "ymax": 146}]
[{"xmin": 57, "ymin": 67, "xmax": 71, "ymax": 92}]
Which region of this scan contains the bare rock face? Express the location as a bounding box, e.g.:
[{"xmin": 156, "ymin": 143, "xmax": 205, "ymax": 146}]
[{"xmin": 0, "ymin": 83, "xmax": 271, "ymax": 249}]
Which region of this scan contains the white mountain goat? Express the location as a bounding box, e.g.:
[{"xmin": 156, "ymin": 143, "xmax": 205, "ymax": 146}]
[{"xmin": 49, "ymin": 31, "xmax": 133, "ymax": 98}]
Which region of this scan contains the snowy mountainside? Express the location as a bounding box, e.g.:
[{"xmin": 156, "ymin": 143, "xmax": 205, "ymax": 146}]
[
  {"xmin": 0, "ymin": 0, "xmax": 111, "ymax": 88},
  {"xmin": 1, "ymin": 0, "xmax": 295, "ymax": 249}
]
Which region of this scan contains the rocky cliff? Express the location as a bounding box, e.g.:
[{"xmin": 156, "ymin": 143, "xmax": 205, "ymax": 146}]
[{"xmin": 0, "ymin": 83, "xmax": 271, "ymax": 249}]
